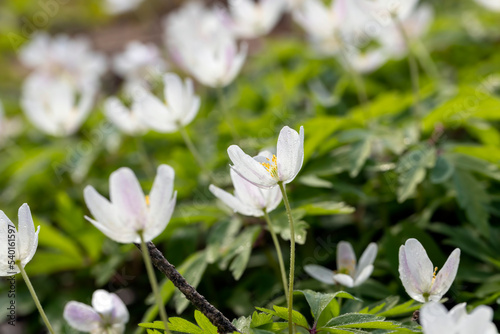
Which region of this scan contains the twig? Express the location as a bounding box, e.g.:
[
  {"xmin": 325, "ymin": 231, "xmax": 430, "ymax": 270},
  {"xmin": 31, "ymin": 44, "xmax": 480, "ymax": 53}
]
[{"xmin": 134, "ymin": 242, "xmax": 240, "ymax": 334}]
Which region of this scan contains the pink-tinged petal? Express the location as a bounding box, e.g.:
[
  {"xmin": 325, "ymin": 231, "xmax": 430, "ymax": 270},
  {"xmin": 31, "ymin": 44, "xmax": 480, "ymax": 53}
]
[
  {"xmin": 398, "ymin": 244, "xmax": 425, "ymax": 303},
  {"xmin": 276, "ymin": 126, "xmax": 304, "ymax": 184},
  {"xmin": 355, "ymin": 243, "xmax": 377, "ymax": 279},
  {"xmin": 92, "ymin": 290, "xmax": 114, "ymax": 315},
  {"xmin": 227, "ymin": 145, "xmax": 276, "ymax": 188},
  {"xmin": 304, "ymin": 264, "xmax": 335, "ymax": 284},
  {"xmin": 333, "ymin": 273, "xmax": 355, "ymax": 287},
  {"xmin": 353, "ymin": 264, "xmax": 373, "ymax": 287},
  {"xmin": 337, "ymin": 241, "xmax": 356, "ymax": 274},
  {"xmin": 142, "ymin": 192, "xmax": 177, "ymax": 242},
  {"xmin": 231, "ymin": 169, "xmax": 267, "ymax": 210},
  {"xmin": 109, "ymin": 168, "xmax": 148, "ymax": 231},
  {"xmin": 111, "ymin": 293, "xmax": 129, "ymax": 325},
  {"xmin": 209, "ymin": 184, "xmax": 263, "ymax": 217},
  {"xmin": 462, "ymin": 306, "xmax": 497, "ymax": 334},
  {"xmin": 402, "ymin": 238, "xmax": 434, "ymax": 293},
  {"xmin": 133, "ymin": 88, "xmax": 178, "ymax": 133},
  {"xmin": 429, "ymin": 248, "xmax": 460, "ymax": 300},
  {"xmin": 64, "ymin": 301, "xmax": 101, "ymax": 331},
  {"xmin": 17, "ymin": 204, "xmax": 37, "ymax": 262},
  {"xmin": 148, "ymin": 164, "xmax": 175, "ymax": 228},
  {"xmin": 420, "ymin": 302, "xmax": 455, "ymax": 334}
]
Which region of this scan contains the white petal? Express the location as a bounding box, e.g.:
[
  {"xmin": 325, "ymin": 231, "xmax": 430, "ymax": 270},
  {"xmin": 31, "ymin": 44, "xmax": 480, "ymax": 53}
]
[
  {"xmin": 337, "ymin": 241, "xmax": 356, "ymax": 274},
  {"xmin": 142, "ymin": 192, "xmax": 176, "ymax": 242},
  {"xmin": 398, "ymin": 244, "xmax": 424, "ymax": 302},
  {"xmin": 209, "ymin": 184, "xmax": 263, "ymax": 217},
  {"xmin": 355, "ymin": 243, "xmax": 377, "ymax": 279},
  {"xmin": 20, "ymin": 226, "xmax": 40, "ymax": 268},
  {"xmin": 148, "ymin": 164, "xmax": 175, "ymax": 230},
  {"xmin": 262, "ymin": 186, "xmax": 282, "ymax": 213},
  {"xmin": 111, "ymin": 293, "xmax": 129, "ymax": 324},
  {"xmin": 0, "ymin": 212, "xmax": 16, "ymax": 275},
  {"xmin": 332, "ymin": 273, "xmax": 355, "ymax": 287},
  {"xmin": 134, "ymin": 88, "xmax": 178, "ymax": 133},
  {"xmin": 448, "ymin": 303, "xmax": 467, "ymax": 322},
  {"xmin": 92, "ymin": 290, "xmax": 114, "ymax": 315},
  {"xmin": 276, "ymin": 126, "xmax": 304, "ymax": 183},
  {"xmin": 353, "ymin": 264, "xmax": 373, "ymax": 287},
  {"xmin": 64, "ymin": 301, "xmax": 101, "ymax": 331},
  {"xmin": 304, "ymin": 264, "xmax": 335, "ymax": 284},
  {"xmin": 163, "ymin": 73, "xmax": 184, "ymax": 120},
  {"xmin": 420, "ymin": 302, "xmax": 454, "ymax": 334},
  {"xmin": 429, "ymin": 248, "xmax": 460, "ymax": 300},
  {"xmin": 402, "ymin": 238, "xmax": 434, "ymax": 293},
  {"xmin": 231, "ymin": 169, "xmax": 267, "ymax": 210},
  {"xmin": 461, "ymin": 305, "xmax": 496, "ymax": 334},
  {"xmin": 17, "ymin": 204, "xmax": 36, "ymax": 261},
  {"xmin": 227, "ymin": 145, "xmax": 277, "ymax": 188},
  {"xmin": 109, "ymin": 167, "xmax": 148, "ymax": 231},
  {"xmin": 85, "ymin": 216, "xmax": 137, "ymax": 244}
]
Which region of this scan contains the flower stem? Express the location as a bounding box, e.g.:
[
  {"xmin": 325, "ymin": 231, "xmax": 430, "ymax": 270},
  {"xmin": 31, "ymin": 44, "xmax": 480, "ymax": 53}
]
[
  {"xmin": 216, "ymin": 86, "xmax": 240, "ymax": 140},
  {"xmin": 17, "ymin": 264, "xmax": 55, "ymax": 334},
  {"xmin": 177, "ymin": 124, "xmax": 215, "ymax": 183},
  {"xmin": 394, "ymin": 17, "xmax": 422, "ymax": 117},
  {"xmin": 263, "ymin": 209, "xmax": 289, "ymax": 304},
  {"xmin": 278, "ymin": 181, "xmax": 295, "ymax": 334},
  {"xmin": 140, "ymin": 234, "xmax": 171, "ymax": 334}
]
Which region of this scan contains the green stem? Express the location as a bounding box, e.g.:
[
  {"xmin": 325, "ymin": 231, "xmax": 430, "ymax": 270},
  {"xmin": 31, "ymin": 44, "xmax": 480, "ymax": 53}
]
[
  {"xmin": 135, "ymin": 137, "xmax": 156, "ymax": 178},
  {"xmin": 263, "ymin": 209, "xmax": 289, "ymax": 304},
  {"xmin": 140, "ymin": 234, "xmax": 171, "ymax": 334},
  {"xmin": 216, "ymin": 87, "xmax": 240, "ymax": 140},
  {"xmin": 394, "ymin": 17, "xmax": 422, "ymax": 117},
  {"xmin": 17, "ymin": 263, "xmax": 55, "ymax": 334},
  {"xmin": 278, "ymin": 182, "xmax": 295, "ymax": 334},
  {"xmin": 177, "ymin": 124, "xmax": 215, "ymax": 183}
]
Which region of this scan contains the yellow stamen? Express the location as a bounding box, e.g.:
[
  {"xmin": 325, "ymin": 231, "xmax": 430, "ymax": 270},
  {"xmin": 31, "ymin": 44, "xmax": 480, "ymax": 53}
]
[
  {"xmin": 261, "ymin": 154, "xmax": 279, "ymax": 178},
  {"xmin": 145, "ymin": 195, "xmax": 150, "ymax": 206},
  {"xmin": 432, "ymin": 267, "xmax": 438, "ymax": 283}
]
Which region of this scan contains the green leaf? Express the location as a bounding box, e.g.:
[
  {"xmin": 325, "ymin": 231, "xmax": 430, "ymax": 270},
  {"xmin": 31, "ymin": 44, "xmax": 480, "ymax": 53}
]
[
  {"xmin": 452, "ymin": 169, "xmax": 490, "ymax": 236},
  {"xmin": 377, "ymin": 299, "xmax": 421, "ymax": 317},
  {"xmin": 272, "ymin": 209, "xmax": 309, "ymax": 244},
  {"xmin": 168, "ymin": 317, "xmax": 204, "ymax": 334},
  {"xmin": 297, "ymin": 201, "xmax": 355, "ymax": 216},
  {"xmin": 296, "ymin": 290, "xmax": 358, "ymax": 323},
  {"xmin": 272, "ymin": 305, "xmax": 310, "ymax": 329},
  {"xmin": 195, "ymin": 310, "xmax": 218, "ymax": 334},
  {"xmin": 250, "ymin": 311, "xmax": 274, "ymax": 328},
  {"xmin": 219, "ymin": 225, "xmax": 261, "ymax": 280},
  {"xmin": 349, "ymin": 134, "xmax": 372, "ymax": 177},
  {"xmin": 396, "ymin": 144, "xmax": 436, "ymax": 202},
  {"xmin": 430, "ymin": 155, "xmax": 454, "ymax": 184},
  {"xmin": 324, "ymin": 313, "xmax": 400, "ymax": 329},
  {"xmin": 303, "ymin": 116, "xmax": 343, "ymax": 163}
]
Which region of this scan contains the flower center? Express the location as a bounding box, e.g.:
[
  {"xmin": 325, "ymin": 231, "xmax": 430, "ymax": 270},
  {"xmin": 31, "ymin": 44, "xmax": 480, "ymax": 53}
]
[
  {"xmin": 145, "ymin": 195, "xmax": 150, "ymax": 207},
  {"xmin": 431, "ymin": 266, "xmax": 438, "ymax": 285},
  {"xmin": 261, "ymin": 155, "xmax": 279, "ymax": 179}
]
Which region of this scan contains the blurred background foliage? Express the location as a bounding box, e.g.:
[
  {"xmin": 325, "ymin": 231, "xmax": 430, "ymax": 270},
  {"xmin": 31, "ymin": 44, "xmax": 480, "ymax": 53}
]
[{"xmin": 0, "ymin": 0, "xmax": 499, "ymax": 333}]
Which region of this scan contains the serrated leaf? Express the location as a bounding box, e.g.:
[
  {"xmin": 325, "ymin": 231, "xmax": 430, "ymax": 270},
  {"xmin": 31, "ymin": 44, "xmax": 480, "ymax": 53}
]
[
  {"xmin": 296, "ymin": 290, "xmax": 358, "ymax": 322},
  {"xmin": 168, "ymin": 317, "xmax": 203, "ymax": 334},
  {"xmin": 206, "ymin": 219, "xmax": 242, "ymax": 264},
  {"xmin": 430, "ymin": 155, "xmax": 454, "ymax": 184},
  {"xmin": 396, "ymin": 144, "xmax": 436, "ymax": 202},
  {"xmin": 272, "ymin": 209, "xmax": 309, "ymax": 244},
  {"xmin": 377, "ymin": 299, "xmax": 421, "ymax": 317},
  {"xmin": 452, "ymin": 169, "xmax": 490, "ymax": 236},
  {"xmin": 195, "ymin": 310, "xmax": 218, "ymax": 334},
  {"xmin": 349, "ymin": 135, "xmax": 372, "ymax": 177},
  {"xmin": 251, "ymin": 311, "xmax": 274, "ymax": 328},
  {"xmin": 324, "ymin": 313, "xmax": 401, "ymax": 330},
  {"xmin": 219, "ymin": 225, "xmax": 261, "ymax": 280},
  {"xmin": 272, "ymin": 305, "xmax": 309, "ymax": 329}
]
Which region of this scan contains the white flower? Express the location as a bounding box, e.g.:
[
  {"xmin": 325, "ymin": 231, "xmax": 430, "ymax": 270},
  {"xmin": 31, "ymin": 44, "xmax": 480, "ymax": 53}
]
[
  {"xmin": 19, "ymin": 32, "xmax": 106, "ymax": 88},
  {"xmin": 363, "ymin": 0, "xmax": 420, "ymax": 23},
  {"xmin": 420, "ymin": 302, "xmax": 499, "ymax": 334},
  {"xmin": 112, "ymin": 41, "xmax": 167, "ymax": 83},
  {"xmin": 227, "ymin": 125, "xmax": 304, "ymax": 188},
  {"xmin": 21, "ymin": 73, "xmax": 97, "ymax": 137},
  {"xmin": 183, "ymin": 37, "xmax": 248, "ymax": 88},
  {"xmin": 304, "ymin": 242, "xmax": 377, "ymax": 287},
  {"xmin": 228, "ymin": 0, "xmax": 286, "ymax": 39},
  {"xmin": 64, "ymin": 289, "xmax": 129, "ymax": 334},
  {"xmin": 133, "ymin": 73, "xmax": 200, "ymax": 133},
  {"xmin": 343, "ymin": 47, "xmax": 390, "ymax": 74},
  {"xmin": 399, "ymin": 238, "xmax": 460, "ymax": 303},
  {"xmin": 104, "ymin": 96, "xmax": 148, "ymax": 136},
  {"xmin": 104, "ymin": 0, "xmax": 144, "ymax": 14},
  {"xmin": 209, "ymin": 168, "xmax": 282, "ymax": 217},
  {"xmin": 0, "ymin": 204, "xmax": 40, "ymax": 276},
  {"xmin": 474, "ymin": 0, "xmax": 500, "ymax": 11},
  {"xmin": 84, "ymin": 165, "xmax": 177, "ymax": 243}
]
